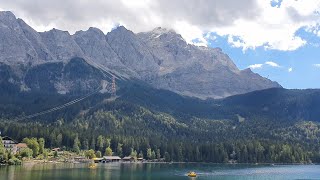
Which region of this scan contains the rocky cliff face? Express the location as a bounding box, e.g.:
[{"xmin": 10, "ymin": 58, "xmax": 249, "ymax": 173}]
[
  {"xmin": 73, "ymin": 27, "xmax": 137, "ymax": 77},
  {"xmin": 106, "ymin": 26, "xmax": 160, "ymax": 79},
  {"xmin": 137, "ymin": 27, "xmax": 280, "ymax": 98},
  {"xmin": 0, "ymin": 57, "xmax": 109, "ymax": 95},
  {"xmin": 0, "ymin": 11, "xmax": 281, "ymax": 99}
]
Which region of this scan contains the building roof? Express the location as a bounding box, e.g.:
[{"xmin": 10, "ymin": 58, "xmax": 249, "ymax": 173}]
[
  {"xmin": 16, "ymin": 143, "xmax": 28, "ymax": 148},
  {"xmin": 122, "ymin": 156, "xmax": 134, "ymax": 160},
  {"xmin": 103, "ymin": 156, "xmax": 121, "ymax": 160},
  {"xmin": 1, "ymin": 136, "xmax": 17, "ymax": 143},
  {"xmin": 74, "ymin": 156, "xmax": 86, "ymax": 159}
]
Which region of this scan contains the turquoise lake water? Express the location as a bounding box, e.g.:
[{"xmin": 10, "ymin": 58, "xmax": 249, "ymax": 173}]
[{"xmin": 0, "ymin": 163, "xmax": 319, "ymax": 180}]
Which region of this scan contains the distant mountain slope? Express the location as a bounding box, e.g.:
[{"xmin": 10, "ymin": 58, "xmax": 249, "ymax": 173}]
[
  {"xmin": 0, "ymin": 11, "xmax": 280, "ymax": 98},
  {"xmin": 0, "ymin": 81, "xmax": 319, "ymax": 148},
  {"xmin": 0, "ymin": 57, "xmax": 112, "ymax": 95},
  {"xmin": 222, "ymin": 88, "xmax": 320, "ymax": 122}
]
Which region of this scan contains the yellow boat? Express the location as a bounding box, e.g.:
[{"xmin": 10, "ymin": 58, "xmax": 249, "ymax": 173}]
[
  {"xmin": 88, "ymin": 163, "xmax": 97, "ymax": 169},
  {"xmin": 188, "ymin": 171, "xmax": 197, "ymax": 177}
]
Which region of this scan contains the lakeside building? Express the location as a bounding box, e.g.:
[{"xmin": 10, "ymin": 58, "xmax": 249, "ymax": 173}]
[
  {"xmin": 103, "ymin": 156, "xmax": 121, "ymax": 162},
  {"xmin": 122, "ymin": 156, "xmax": 135, "ymax": 162},
  {"xmin": 16, "ymin": 143, "xmax": 28, "ymax": 153},
  {"xmin": 1, "ymin": 136, "xmax": 28, "ymax": 154},
  {"xmin": 2, "ymin": 136, "xmax": 18, "ymax": 153}
]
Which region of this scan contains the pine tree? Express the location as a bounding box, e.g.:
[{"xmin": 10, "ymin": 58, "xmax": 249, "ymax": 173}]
[
  {"xmin": 156, "ymin": 149, "xmax": 161, "ymax": 159},
  {"xmin": 97, "ymin": 135, "xmax": 104, "ymax": 152},
  {"xmin": 73, "ymin": 136, "xmax": 80, "ymax": 154},
  {"xmin": 116, "ymin": 143, "xmax": 123, "ymax": 157},
  {"xmin": 56, "ymin": 134, "xmax": 63, "ymax": 147},
  {"xmin": 38, "ymin": 138, "xmax": 45, "ymax": 154},
  {"xmin": 147, "ymin": 148, "xmax": 152, "ymax": 160}
]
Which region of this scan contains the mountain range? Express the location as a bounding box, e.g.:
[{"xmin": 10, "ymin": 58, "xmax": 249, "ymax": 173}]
[
  {"xmin": 1, "ymin": 11, "xmax": 320, "ymax": 163},
  {"xmin": 0, "ymin": 11, "xmax": 280, "ymax": 99}
]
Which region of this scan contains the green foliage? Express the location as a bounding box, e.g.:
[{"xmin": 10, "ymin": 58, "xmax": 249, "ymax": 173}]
[
  {"xmin": 156, "ymin": 149, "xmax": 161, "ymax": 159},
  {"xmin": 105, "ymin": 147, "xmax": 112, "ymax": 156},
  {"xmin": 105, "ymin": 138, "xmax": 111, "ymax": 149},
  {"xmin": 56, "ymin": 134, "xmax": 63, "ymax": 147},
  {"xmin": 38, "ymin": 138, "xmax": 45, "ymax": 154},
  {"xmin": 130, "ymin": 148, "xmax": 137, "ymax": 160},
  {"xmin": 8, "ymin": 157, "xmax": 21, "ymax": 165},
  {"xmin": 97, "ymin": 135, "xmax": 104, "ymax": 152},
  {"xmin": 151, "ymin": 150, "xmax": 156, "ymax": 160},
  {"xmin": 19, "ymin": 148, "xmax": 33, "ymax": 159},
  {"xmin": 95, "ymin": 151, "xmax": 102, "ymax": 158},
  {"xmin": 53, "ymin": 151, "xmax": 58, "ymax": 158},
  {"xmin": 116, "ymin": 143, "xmax": 123, "ymax": 157},
  {"xmin": 85, "ymin": 149, "xmax": 96, "ymax": 159},
  {"xmin": 73, "ymin": 136, "xmax": 80, "ymax": 154},
  {"xmin": 147, "ymin": 148, "xmax": 152, "ymax": 160},
  {"xmin": 23, "ymin": 137, "xmax": 40, "ymax": 157},
  {"xmin": 164, "ymin": 152, "xmax": 170, "ymax": 162},
  {"xmin": 0, "ymin": 137, "xmax": 6, "ymax": 163},
  {"xmin": 1, "ymin": 86, "xmax": 320, "ymax": 163}
]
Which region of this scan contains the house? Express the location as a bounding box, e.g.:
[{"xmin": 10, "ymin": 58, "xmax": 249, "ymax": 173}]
[
  {"xmin": 74, "ymin": 156, "xmax": 90, "ymax": 163},
  {"xmin": 93, "ymin": 157, "xmax": 104, "ymax": 163},
  {"xmin": 16, "ymin": 143, "xmax": 28, "ymax": 153},
  {"xmin": 122, "ymin": 156, "xmax": 135, "ymax": 162},
  {"xmin": 2, "ymin": 136, "xmax": 18, "ymax": 153},
  {"xmin": 137, "ymin": 157, "xmax": 144, "ymax": 162},
  {"xmin": 52, "ymin": 148, "xmax": 61, "ymax": 152},
  {"xmin": 103, "ymin": 156, "xmax": 121, "ymax": 163}
]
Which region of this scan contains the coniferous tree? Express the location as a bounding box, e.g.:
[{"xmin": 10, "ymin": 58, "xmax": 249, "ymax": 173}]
[
  {"xmin": 116, "ymin": 143, "xmax": 123, "ymax": 157},
  {"xmin": 38, "ymin": 138, "xmax": 45, "ymax": 154},
  {"xmin": 73, "ymin": 136, "xmax": 80, "ymax": 154}
]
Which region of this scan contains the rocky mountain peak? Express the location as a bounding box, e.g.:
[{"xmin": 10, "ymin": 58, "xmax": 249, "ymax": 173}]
[
  {"xmin": 0, "ymin": 11, "xmax": 16, "ymax": 22},
  {"xmin": 139, "ymin": 27, "xmax": 185, "ymax": 44},
  {"xmin": 150, "ymin": 27, "xmax": 176, "ymax": 36},
  {"xmin": 106, "ymin": 25, "xmax": 160, "ymax": 78},
  {"xmin": 0, "ymin": 11, "xmax": 282, "ymax": 99},
  {"xmin": 40, "ymin": 28, "xmax": 84, "ymax": 61},
  {"xmin": 73, "ymin": 26, "xmax": 137, "ymax": 78},
  {"xmin": 74, "ymin": 27, "xmax": 105, "ymax": 40}
]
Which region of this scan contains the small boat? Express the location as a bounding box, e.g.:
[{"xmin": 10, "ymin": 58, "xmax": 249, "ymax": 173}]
[
  {"xmin": 188, "ymin": 171, "xmax": 197, "ymax": 177},
  {"xmin": 88, "ymin": 163, "xmax": 97, "ymax": 169}
]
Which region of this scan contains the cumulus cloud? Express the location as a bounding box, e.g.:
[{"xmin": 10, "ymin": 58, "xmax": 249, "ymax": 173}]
[
  {"xmin": 265, "ymin": 61, "xmax": 281, "ymax": 67},
  {"xmin": 288, "ymin": 67, "xmax": 293, "ymax": 72},
  {"xmin": 248, "ymin": 64, "xmax": 264, "ymax": 69},
  {"xmin": 314, "ymin": 64, "xmax": 320, "ymax": 68},
  {"xmin": 0, "ymin": 0, "xmax": 319, "ymax": 51},
  {"xmin": 249, "ymin": 61, "xmax": 282, "ymax": 69}
]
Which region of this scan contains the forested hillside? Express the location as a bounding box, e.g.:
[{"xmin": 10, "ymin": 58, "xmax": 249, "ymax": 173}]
[{"xmin": 0, "ymin": 82, "xmax": 320, "ymax": 163}]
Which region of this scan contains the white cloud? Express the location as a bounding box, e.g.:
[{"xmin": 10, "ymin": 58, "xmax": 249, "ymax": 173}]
[
  {"xmin": 314, "ymin": 64, "xmax": 320, "ymax": 68},
  {"xmin": 0, "ymin": 0, "xmax": 320, "ymax": 50},
  {"xmin": 265, "ymin": 61, "xmax": 281, "ymax": 67},
  {"xmin": 249, "ymin": 61, "xmax": 282, "ymax": 70},
  {"xmin": 211, "ymin": 0, "xmax": 320, "ymax": 51},
  {"xmin": 288, "ymin": 67, "xmax": 293, "ymax": 72},
  {"xmin": 248, "ymin": 64, "xmax": 263, "ymax": 69}
]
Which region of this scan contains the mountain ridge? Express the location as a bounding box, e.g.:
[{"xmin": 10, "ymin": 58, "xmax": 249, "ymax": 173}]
[{"xmin": 0, "ymin": 11, "xmax": 280, "ymax": 99}]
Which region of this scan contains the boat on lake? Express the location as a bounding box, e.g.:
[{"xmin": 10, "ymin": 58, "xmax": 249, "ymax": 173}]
[{"xmin": 187, "ymin": 171, "xmax": 197, "ymax": 177}]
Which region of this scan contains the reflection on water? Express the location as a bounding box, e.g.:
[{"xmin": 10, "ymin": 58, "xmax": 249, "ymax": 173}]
[{"xmin": 0, "ymin": 163, "xmax": 319, "ymax": 180}]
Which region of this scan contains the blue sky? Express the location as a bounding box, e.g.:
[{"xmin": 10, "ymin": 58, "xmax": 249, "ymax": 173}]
[{"xmin": 205, "ymin": 31, "xmax": 320, "ymax": 89}]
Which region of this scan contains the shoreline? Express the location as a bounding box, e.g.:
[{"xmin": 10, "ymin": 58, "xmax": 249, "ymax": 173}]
[{"xmin": 18, "ymin": 160, "xmax": 318, "ymax": 166}]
